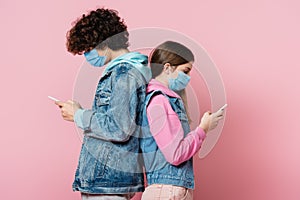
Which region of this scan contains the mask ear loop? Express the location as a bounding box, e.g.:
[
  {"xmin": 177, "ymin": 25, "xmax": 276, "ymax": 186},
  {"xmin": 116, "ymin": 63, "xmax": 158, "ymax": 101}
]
[
  {"xmin": 95, "ymin": 44, "xmax": 108, "ymax": 56},
  {"xmin": 169, "ymin": 65, "xmax": 178, "ymax": 75},
  {"xmin": 102, "ymin": 46, "xmax": 108, "ymax": 57}
]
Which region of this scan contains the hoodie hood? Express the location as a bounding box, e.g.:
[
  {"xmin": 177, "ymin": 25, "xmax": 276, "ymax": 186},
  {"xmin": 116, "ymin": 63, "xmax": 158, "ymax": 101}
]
[
  {"xmin": 103, "ymin": 52, "xmax": 152, "ymax": 83},
  {"xmin": 146, "ymin": 79, "xmax": 180, "ymax": 98}
]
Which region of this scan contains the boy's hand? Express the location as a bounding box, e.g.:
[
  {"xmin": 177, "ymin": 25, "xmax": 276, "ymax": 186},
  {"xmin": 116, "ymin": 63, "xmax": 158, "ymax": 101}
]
[{"xmin": 55, "ymin": 100, "xmax": 82, "ymax": 122}]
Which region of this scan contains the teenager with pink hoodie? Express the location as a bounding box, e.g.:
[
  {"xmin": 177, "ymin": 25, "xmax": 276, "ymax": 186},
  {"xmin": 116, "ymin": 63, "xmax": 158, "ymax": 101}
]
[{"xmin": 141, "ymin": 41, "xmax": 225, "ymax": 200}]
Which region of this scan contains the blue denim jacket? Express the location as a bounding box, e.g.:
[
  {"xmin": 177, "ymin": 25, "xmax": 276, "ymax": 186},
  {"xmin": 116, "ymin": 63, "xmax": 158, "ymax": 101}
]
[
  {"xmin": 140, "ymin": 90, "xmax": 195, "ymax": 189},
  {"xmin": 72, "ymin": 52, "xmax": 151, "ymax": 194}
]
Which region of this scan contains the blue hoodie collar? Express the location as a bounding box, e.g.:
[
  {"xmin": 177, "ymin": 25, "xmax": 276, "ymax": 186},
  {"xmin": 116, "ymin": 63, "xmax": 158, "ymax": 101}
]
[{"xmin": 103, "ymin": 52, "xmax": 152, "ymax": 83}]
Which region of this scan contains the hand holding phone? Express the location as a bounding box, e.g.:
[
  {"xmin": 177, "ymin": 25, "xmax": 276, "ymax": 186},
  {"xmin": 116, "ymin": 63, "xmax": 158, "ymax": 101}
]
[
  {"xmin": 199, "ymin": 104, "xmax": 227, "ymax": 133},
  {"xmin": 199, "ymin": 104, "xmax": 228, "ymax": 132}
]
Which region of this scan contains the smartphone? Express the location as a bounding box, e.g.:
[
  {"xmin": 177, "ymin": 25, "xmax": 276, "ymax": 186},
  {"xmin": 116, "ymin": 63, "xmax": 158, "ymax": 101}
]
[
  {"xmin": 48, "ymin": 96, "xmax": 60, "ymax": 102},
  {"xmin": 218, "ymin": 104, "xmax": 228, "ymax": 112}
]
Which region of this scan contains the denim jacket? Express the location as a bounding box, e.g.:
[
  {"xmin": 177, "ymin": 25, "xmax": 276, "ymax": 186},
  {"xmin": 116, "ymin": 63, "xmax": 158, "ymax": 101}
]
[
  {"xmin": 140, "ymin": 90, "xmax": 195, "ymax": 189},
  {"xmin": 72, "ymin": 52, "xmax": 151, "ymax": 194}
]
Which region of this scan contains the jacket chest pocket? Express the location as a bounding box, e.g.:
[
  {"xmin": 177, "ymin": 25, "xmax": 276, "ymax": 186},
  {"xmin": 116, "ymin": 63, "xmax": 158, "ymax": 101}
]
[
  {"xmin": 94, "ymin": 76, "xmax": 112, "ymax": 107},
  {"xmin": 95, "ymin": 91, "xmax": 111, "ymax": 106}
]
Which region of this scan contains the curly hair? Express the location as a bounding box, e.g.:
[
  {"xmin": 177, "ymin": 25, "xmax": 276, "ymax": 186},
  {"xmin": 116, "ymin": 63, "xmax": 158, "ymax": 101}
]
[{"xmin": 66, "ymin": 8, "xmax": 129, "ymax": 55}]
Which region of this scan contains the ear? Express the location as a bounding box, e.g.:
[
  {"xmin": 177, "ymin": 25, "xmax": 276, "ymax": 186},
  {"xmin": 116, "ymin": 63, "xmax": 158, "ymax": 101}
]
[{"xmin": 163, "ymin": 63, "xmax": 172, "ymax": 74}]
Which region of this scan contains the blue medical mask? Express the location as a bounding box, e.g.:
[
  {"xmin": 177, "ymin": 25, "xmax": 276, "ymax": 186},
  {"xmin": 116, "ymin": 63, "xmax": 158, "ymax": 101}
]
[
  {"xmin": 84, "ymin": 48, "xmax": 107, "ymax": 67},
  {"xmin": 168, "ymin": 71, "xmax": 191, "ymax": 91}
]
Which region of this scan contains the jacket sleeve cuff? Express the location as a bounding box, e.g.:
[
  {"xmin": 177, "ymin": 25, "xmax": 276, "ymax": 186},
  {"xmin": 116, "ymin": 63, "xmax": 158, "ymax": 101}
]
[
  {"xmin": 196, "ymin": 127, "xmax": 207, "ymax": 140},
  {"xmin": 74, "ymin": 109, "xmax": 94, "ymax": 130}
]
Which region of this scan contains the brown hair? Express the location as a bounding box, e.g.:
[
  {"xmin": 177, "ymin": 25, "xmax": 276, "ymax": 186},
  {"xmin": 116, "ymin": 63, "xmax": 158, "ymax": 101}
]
[
  {"xmin": 66, "ymin": 8, "xmax": 129, "ymax": 55},
  {"xmin": 149, "ymin": 41, "xmax": 195, "ymax": 123},
  {"xmin": 150, "ymin": 41, "xmax": 194, "ymax": 78}
]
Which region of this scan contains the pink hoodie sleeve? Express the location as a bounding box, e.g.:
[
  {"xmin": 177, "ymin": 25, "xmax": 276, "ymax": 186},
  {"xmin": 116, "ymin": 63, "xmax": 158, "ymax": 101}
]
[{"xmin": 146, "ymin": 94, "xmax": 206, "ymax": 166}]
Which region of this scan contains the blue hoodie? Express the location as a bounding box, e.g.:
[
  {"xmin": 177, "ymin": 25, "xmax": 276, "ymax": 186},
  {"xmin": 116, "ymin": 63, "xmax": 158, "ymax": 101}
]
[{"xmin": 103, "ymin": 52, "xmax": 151, "ymax": 83}]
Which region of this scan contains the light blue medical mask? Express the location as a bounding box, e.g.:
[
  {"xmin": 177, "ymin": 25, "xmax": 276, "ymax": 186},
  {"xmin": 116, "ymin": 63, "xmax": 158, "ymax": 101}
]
[
  {"xmin": 84, "ymin": 48, "xmax": 107, "ymax": 67},
  {"xmin": 168, "ymin": 71, "xmax": 191, "ymax": 91}
]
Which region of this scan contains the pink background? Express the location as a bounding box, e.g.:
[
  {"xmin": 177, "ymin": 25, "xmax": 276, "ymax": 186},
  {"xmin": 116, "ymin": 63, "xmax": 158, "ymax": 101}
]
[{"xmin": 1, "ymin": 0, "xmax": 299, "ymax": 200}]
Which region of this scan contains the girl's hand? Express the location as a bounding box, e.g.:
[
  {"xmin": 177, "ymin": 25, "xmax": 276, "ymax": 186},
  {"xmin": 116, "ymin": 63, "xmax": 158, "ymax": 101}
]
[
  {"xmin": 55, "ymin": 100, "xmax": 82, "ymax": 122},
  {"xmin": 199, "ymin": 110, "xmax": 224, "ymax": 133}
]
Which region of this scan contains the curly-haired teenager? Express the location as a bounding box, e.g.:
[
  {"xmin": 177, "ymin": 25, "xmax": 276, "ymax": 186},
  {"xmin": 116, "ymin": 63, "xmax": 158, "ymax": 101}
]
[
  {"xmin": 140, "ymin": 41, "xmax": 224, "ymax": 199},
  {"xmin": 55, "ymin": 8, "xmax": 151, "ymax": 200}
]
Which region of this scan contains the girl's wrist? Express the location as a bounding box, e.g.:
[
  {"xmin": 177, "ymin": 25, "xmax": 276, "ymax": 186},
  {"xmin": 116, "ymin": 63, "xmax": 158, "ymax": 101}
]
[{"xmin": 199, "ymin": 124, "xmax": 208, "ymax": 134}]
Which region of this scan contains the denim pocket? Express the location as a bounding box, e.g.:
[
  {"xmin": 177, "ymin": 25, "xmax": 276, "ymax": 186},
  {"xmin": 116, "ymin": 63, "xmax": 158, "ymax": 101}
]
[
  {"xmin": 94, "ymin": 144, "xmax": 112, "ymax": 178},
  {"xmin": 77, "ymin": 144, "xmax": 98, "ymax": 182},
  {"xmin": 77, "ymin": 138, "xmax": 112, "ymax": 182},
  {"xmin": 95, "ymin": 91, "xmax": 111, "ymax": 106}
]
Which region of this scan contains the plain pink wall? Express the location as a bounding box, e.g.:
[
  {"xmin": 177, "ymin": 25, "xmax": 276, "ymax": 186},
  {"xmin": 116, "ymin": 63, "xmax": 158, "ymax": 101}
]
[{"xmin": 1, "ymin": 0, "xmax": 299, "ymax": 200}]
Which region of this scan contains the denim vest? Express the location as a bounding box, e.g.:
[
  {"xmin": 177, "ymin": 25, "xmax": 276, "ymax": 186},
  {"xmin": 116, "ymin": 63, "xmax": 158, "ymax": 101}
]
[
  {"xmin": 72, "ymin": 62, "xmax": 149, "ymax": 194},
  {"xmin": 140, "ymin": 90, "xmax": 195, "ymax": 189}
]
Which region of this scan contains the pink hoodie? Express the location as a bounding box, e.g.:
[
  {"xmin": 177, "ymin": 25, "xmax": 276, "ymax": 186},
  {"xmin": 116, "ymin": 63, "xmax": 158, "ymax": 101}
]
[{"xmin": 146, "ymin": 79, "xmax": 206, "ymax": 166}]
